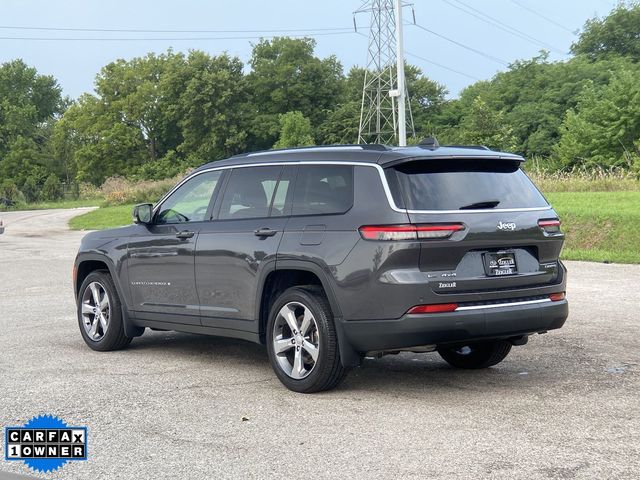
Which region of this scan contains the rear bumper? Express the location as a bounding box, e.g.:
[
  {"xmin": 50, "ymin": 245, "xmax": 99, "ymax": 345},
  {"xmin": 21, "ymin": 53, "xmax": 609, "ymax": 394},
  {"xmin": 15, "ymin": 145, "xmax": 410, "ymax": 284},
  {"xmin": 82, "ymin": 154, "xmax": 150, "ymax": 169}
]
[{"xmin": 339, "ymin": 299, "xmax": 568, "ymax": 353}]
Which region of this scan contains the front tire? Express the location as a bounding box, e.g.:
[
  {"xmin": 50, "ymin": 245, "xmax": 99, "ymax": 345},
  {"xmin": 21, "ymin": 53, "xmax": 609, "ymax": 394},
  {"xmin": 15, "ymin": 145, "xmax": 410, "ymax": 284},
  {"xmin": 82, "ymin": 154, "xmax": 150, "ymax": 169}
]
[
  {"xmin": 77, "ymin": 271, "xmax": 132, "ymax": 351},
  {"xmin": 438, "ymin": 340, "xmax": 512, "ymax": 369},
  {"xmin": 266, "ymin": 286, "xmax": 348, "ymax": 393}
]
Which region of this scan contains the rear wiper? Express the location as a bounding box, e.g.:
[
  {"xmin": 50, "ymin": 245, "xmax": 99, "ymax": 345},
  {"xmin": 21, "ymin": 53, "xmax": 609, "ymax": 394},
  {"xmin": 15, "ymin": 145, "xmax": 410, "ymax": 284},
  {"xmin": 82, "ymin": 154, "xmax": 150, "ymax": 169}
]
[{"xmin": 459, "ymin": 200, "xmax": 501, "ymax": 210}]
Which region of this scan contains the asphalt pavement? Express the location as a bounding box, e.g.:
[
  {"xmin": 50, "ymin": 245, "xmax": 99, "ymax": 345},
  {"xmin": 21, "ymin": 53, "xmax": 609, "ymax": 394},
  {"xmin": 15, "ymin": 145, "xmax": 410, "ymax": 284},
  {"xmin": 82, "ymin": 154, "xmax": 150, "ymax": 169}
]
[{"xmin": 0, "ymin": 208, "xmax": 638, "ymax": 479}]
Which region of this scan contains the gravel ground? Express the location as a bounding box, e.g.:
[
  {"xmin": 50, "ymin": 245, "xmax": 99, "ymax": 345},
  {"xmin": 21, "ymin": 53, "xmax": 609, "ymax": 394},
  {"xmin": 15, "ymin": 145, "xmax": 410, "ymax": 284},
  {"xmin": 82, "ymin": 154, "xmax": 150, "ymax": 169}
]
[{"xmin": 0, "ymin": 208, "xmax": 638, "ymax": 479}]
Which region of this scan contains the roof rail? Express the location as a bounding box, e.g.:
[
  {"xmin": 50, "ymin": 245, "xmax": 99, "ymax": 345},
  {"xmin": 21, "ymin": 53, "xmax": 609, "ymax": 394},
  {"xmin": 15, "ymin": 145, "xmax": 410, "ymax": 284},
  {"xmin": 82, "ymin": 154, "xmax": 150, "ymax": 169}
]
[
  {"xmin": 230, "ymin": 143, "xmax": 390, "ymax": 158},
  {"xmin": 443, "ymin": 144, "xmax": 491, "ymax": 151}
]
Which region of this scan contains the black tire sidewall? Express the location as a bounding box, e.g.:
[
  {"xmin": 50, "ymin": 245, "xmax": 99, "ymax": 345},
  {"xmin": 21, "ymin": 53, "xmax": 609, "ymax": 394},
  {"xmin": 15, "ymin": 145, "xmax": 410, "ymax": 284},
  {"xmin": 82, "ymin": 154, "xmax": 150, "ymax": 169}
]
[
  {"xmin": 266, "ymin": 288, "xmax": 338, "ymax": 393},
  {"xmin": 438, "ymin": 340, "xmax": 511, "ymax": 369}
]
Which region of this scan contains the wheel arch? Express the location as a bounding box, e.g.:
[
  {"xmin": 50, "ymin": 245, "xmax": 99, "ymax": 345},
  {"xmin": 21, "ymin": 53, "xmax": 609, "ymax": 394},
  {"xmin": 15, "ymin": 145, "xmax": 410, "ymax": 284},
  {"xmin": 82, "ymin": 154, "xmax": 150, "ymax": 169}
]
[
  {"xmin": 256, "ymin": 262, "xmax": 340, "ymax": 340},
  {"xmin": 256, "ymin": 260, "xmax": 361, "ymax": 368},
  {"xmin": 74, "ymin": 253, "xmax": 143, "ymax": 338}
]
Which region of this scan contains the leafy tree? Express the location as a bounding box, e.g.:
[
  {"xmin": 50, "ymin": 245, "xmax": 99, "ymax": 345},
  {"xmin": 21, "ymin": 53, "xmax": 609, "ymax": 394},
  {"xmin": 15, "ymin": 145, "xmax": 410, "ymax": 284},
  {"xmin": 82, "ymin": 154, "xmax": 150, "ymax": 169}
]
[
  {"xmin": 572, "ymin": 2, "xmax": 640, "ymax": 60},
  {"xmin": 436, "ymin": 53, "xmax": 634, "ymax": 158},
  {"xmin": 0, "ymin": 60, "xmax": 66, "ymax": 187},
  {"xmin": 42, "ymin": 174, "xmax": 63, "ymax": 201},
  {"xmin": 273, "ymin": 111, "xmax": 314, "ymax": 149},
  {"xmin": 247, "ymin": 37, "xmax": 343, "ymax": 149},
  {"xmin": 405, "ymin": 64, "xmax": 448, "ymax": 138},
  {"xmin": 555, "ymin": 68, "xmax": 640, "ymax": 168},
  {"xmin": 177, "ymin": 51, "xmax": 248, "ymax": 161},
  {"xmin": 0, "ymin": 136, "xmax": 49, "ymax": 187},
  {"xmin": 317, "ymin": 65, "xmax": 447, "ymax": 145},
  {"xmin": 0, "ymin": 60, "xmax": 65, "ymax": 153},
  {"xmin": 60, "ymin": 95, "xmax": 147, "ymax": 185},
  {"xmin": 445, "ymin": 96, "xmax": 516, "ymax": 150},
  {"xmin": 94, "ymin": 51, "xmax": 186, "ymax": 162},
  {"xmin": 316, "ymin": 66, "xmax": 364, "ymax": 144},
  {"xmin": 59, "ymin": 50, "xmax": 250, "ymax": 184}
]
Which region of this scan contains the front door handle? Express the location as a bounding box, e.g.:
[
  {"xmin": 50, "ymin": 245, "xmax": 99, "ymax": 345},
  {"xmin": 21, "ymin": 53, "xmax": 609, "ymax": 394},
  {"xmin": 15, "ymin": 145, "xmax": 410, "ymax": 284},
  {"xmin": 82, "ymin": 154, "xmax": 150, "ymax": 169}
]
[
  {"xmin": 254, "ymin": 227, "xmax": 278, "ymax": 237},
  {"xmin": 176, "ymin": 230, "xmax": 195, "ymax": 240}
]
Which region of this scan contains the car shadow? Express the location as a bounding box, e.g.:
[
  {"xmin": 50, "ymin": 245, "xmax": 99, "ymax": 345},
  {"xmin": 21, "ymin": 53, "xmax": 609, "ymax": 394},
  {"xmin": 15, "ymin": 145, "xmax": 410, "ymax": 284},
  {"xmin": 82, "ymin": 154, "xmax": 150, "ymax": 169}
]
[{"xmin": 125, "ymin": 330, "xmax": 555, "ymax": 395}]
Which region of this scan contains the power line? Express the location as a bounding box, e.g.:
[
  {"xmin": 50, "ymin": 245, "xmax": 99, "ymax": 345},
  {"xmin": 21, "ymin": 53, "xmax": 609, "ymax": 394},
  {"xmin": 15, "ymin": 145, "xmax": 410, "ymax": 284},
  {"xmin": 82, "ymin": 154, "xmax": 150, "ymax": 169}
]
[
  {"xmin": 355, "ymin": 30, "xmax": 479, "ymax": 82},
  {"xmin": 510, "ymin": 0, "xmax": 576, "ymax": 34},
  {"xmin": 0, "ymin": 25, "xmax": 355, "ymax": 34},
  {"xmin": 441, "ymin": 0, "xmax": 566, "ymax": 54},
  {"xmin": 405, "ymin": 51, "xmax": 481, "ymax": 81},
  {"xmin": 0, "ymin": 31, "xmax": 356, "ymax": 42},
  {"xmin": 411, "ymin": 22, "xmax": 510, "ymax": 66}
]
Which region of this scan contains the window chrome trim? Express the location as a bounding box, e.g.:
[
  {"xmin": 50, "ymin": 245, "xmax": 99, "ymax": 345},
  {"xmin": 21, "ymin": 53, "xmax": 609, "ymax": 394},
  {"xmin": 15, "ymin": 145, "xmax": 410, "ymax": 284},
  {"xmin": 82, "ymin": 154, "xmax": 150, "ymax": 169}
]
[
  {"xmin": 153, "ymin": 161, "xmax": 553, "ymax": 216},
  {"xmin": 455, "ymin": 298, "xmax": 552, "ymax": 311}
]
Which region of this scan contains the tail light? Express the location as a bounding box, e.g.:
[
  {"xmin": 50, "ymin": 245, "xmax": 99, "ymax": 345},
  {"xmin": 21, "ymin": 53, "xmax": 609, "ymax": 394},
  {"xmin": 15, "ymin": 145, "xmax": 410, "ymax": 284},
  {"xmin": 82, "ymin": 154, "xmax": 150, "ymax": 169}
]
[
  {"xmin": 538, "ymin": 218, "xmax": 561, "ymax": 234},
  {"xmin": 407, "ymin": 303, "xmax": 458, "ymax": 314},
  {"xmin": 549, "ymin": 292, "xmax": 566, "ymax": 302},
  {"xmin": 359, "ymin": 224, "xmax": 465, "ymax": 241}
]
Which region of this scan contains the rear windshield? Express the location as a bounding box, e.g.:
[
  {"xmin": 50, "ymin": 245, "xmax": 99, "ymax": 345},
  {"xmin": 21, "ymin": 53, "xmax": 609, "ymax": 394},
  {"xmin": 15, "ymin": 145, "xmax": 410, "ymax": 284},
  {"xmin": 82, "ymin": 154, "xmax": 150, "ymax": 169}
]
[{"xmin": 387, "ymin": 159, "xmax": 548, "ymax": 211}]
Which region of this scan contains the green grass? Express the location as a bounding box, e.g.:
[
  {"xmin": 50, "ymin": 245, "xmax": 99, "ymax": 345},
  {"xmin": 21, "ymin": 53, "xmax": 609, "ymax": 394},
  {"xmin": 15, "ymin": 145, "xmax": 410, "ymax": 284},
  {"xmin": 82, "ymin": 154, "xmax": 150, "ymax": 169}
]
[
  {"xmin": 68, "ymin": 192, "xmax": 640, "ymax": 264},
  {"xmin": 69, "ymin": 204, "xmax": 134, "ymax": 230},
  {"xmin": 547, "ymin": 191, "xmax": 640, "ymax": 264}
]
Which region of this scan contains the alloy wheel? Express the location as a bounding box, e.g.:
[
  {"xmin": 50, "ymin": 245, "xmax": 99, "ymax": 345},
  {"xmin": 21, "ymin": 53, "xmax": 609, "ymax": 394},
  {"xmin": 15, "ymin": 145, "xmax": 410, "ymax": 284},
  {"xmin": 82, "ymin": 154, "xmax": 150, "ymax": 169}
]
[
  {"xmin": 81, "ymin": 282, "xmax": 110, "ymax": 341},
  {"xmin": 272, "ymin": 301, "xmax": 320, "ymax": 379}
]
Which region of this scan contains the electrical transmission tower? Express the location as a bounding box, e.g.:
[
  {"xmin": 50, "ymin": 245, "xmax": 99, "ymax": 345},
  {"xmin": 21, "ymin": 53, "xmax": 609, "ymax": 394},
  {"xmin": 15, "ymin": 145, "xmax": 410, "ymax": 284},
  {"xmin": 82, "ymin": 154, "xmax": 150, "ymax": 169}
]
[{"xmin": 355, "ymin": 0, "xmax": 415, "ymax": 145}]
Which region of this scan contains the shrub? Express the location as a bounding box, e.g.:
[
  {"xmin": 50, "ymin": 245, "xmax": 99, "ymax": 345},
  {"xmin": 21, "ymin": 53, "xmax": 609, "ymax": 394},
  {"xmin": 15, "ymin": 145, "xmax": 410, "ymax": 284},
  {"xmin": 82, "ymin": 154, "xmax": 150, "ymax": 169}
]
[
  {"xmin": 42, "ymin": 174, "xmax": 63, "ymax": 201},
  {"xmin": 129, "ymin": 151, "xmax": 190, "ymax": 181},
  {"xmin": 99, "ymin": 175, "xmax": 182, "ymax": 206},
  {"xmin": 79, "ymin": 182, "xmax": 102, "ymax": 200},
  {"xmin": 0, "ymin": 180, "xmax": 21, "ymax": 202},
  {"xmin": 22, "ymin": 176, "xmax": 40, "ymax": 203}
]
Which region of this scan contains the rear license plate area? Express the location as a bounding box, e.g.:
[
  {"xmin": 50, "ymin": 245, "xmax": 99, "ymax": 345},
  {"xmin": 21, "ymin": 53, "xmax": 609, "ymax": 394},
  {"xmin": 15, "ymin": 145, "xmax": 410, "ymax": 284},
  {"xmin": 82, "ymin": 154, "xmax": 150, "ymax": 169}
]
[{"xmin": 483, "ymin": 251, "xmax": 517, "ymax": 276}]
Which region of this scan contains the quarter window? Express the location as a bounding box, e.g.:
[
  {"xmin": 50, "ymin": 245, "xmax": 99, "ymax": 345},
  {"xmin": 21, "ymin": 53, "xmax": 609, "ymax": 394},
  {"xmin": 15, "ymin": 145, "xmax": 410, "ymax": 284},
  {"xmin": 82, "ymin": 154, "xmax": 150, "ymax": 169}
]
[
  {"xmin": 292, "ymin": 165, "xmax": 353, "ymax": 216},
  {"xmin": 155, "ymin": 170, "xmax": 222, "ymax": 224}
]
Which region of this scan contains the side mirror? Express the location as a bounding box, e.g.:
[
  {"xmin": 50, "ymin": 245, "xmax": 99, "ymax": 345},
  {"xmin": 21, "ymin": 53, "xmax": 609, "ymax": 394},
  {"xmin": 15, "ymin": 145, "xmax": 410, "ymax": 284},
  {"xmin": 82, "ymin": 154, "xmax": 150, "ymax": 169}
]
[{"xmin": 133, "ymin": 203, "xmax": 153, "ymax": 224}]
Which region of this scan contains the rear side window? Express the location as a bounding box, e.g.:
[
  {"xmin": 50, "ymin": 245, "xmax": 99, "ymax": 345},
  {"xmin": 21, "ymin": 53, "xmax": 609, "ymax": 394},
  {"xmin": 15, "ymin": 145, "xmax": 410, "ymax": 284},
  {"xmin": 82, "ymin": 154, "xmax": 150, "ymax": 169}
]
[
  {"xmin": 218, "ymin": 166, "xmax": 282, "ymax": 219},
  {"xmin": 388, "ymin": 159, "xmax": 548, "ymax": 211},
  {"xmin": 292, "ymin": 165, "xmax": 353, "ymax": 216}
]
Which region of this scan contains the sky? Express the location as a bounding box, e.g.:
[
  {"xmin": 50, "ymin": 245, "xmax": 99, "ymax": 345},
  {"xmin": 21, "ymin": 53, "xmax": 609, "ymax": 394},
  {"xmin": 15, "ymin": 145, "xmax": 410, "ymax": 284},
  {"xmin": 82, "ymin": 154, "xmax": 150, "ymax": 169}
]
[{"xmin": 1, "ymin": 0, "xmax": 617, "ymax": 100}]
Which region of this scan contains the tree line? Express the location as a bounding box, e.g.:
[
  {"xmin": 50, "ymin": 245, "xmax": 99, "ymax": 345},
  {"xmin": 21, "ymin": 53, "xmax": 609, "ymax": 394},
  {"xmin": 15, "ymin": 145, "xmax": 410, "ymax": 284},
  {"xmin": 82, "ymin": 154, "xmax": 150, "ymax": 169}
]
[{"xmin": 1, "ymin": 2, "xmax": 639, "ymax": 202}]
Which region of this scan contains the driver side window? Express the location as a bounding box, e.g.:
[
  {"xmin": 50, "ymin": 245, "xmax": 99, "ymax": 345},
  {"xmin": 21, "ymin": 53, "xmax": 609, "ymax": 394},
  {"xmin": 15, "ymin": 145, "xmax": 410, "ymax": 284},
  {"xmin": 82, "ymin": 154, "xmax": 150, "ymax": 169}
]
[{"xmin": 156, "ymin": 170, "xmax": 222, "ymax": 224}]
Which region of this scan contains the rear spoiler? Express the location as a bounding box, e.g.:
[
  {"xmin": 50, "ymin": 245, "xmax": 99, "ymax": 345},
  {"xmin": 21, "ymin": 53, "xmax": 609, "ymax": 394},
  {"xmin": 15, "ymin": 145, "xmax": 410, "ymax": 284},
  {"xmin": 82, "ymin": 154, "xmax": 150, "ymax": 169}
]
[{"xmin": 382, "ymin": 154, "xmax": 525, "ymax": 169}]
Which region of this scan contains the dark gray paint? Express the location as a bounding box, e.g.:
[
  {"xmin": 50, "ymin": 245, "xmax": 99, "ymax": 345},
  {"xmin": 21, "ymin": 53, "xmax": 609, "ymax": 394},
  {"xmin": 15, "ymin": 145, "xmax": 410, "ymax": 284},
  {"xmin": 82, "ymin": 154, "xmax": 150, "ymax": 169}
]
[{"xmin": 74, "ymin": 145, "xmax": 568, "ymax": 366}]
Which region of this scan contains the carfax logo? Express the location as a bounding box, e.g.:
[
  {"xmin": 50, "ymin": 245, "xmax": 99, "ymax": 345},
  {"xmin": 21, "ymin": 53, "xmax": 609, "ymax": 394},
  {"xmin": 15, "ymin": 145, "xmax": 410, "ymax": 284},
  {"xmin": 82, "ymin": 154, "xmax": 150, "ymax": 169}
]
[{"xmin": 4, "ymin": 415, "xmax": 88, "ymax": 473}]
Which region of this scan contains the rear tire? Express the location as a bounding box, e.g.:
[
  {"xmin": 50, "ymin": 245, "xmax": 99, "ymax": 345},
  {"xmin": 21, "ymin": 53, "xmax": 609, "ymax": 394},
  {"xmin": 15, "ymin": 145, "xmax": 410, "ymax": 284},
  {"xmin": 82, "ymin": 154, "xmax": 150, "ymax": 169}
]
[
  {"xmin": 266, "ymin": 286, "xmax": 348, "ymax": 393},
  {"xmin": 438, "ymin": 340, "xmax": 512, "ymax": 369},
  {"xmin": 77, "ymin": 271, "xmax": 132, "ymax": 351}
]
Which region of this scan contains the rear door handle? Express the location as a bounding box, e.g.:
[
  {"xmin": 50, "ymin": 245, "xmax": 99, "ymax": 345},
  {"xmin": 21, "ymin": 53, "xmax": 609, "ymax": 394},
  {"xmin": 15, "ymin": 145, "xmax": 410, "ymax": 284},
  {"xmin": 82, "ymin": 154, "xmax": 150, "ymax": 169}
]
[
  {"xmin": 176, "ymin": 230, "xmax": 195, "ymax": 240},
  {"xmin": 254, "ymin": 227, "xmax": 278, "ymax": 237}
]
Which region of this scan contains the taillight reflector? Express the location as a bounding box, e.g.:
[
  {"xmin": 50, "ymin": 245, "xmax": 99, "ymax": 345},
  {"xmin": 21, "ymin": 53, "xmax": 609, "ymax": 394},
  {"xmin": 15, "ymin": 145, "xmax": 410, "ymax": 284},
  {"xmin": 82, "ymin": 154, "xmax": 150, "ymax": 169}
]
[
  {"xmin": 549, "ymin": 292, "xmax": 566, "ymax": 302},
  {"xmin": 407, "ymin": 303, "xmax": 459, "ymax": 314},
  {"xmin": 359, "ymin": 224, "xmax": 465, "ymax": 241}
]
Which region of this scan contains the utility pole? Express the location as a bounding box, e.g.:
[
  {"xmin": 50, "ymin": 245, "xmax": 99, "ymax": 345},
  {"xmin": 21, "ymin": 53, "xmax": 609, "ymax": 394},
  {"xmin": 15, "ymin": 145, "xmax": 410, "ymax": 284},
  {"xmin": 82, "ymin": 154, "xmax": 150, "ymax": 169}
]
[
  {"xmin": 394, "ymin": 0, "xmax": 406, "ymax": 146},
  {"xmin": 355, "ymin": 0, "xmax": 414, "ymax": 145}
]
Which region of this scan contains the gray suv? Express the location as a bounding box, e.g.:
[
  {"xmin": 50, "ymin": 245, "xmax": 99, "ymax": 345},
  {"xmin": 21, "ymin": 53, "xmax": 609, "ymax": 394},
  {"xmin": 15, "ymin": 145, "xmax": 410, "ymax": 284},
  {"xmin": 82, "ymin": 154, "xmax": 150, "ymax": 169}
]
[{"xmin": 74, "ymin": 143, "xmax": 568, "ymax": 392}]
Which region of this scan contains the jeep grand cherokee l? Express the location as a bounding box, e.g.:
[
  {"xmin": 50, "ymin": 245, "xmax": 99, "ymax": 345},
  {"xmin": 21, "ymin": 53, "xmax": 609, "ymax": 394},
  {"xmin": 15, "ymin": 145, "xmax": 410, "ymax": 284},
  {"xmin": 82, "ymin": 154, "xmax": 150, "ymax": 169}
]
[{"xmin": 73, "ymin": 143, "xmax": 568, "ymax": 393}]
